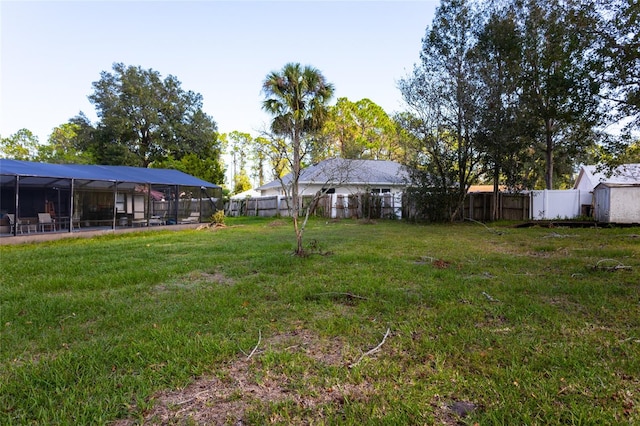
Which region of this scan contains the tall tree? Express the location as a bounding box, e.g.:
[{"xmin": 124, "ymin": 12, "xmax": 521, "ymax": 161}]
[
  {"xmin": 517, "ymin": 0, "xmax": 602, "ymax": 189},
  {"xmin": 0, "ymin": 129, "xmax": 39, "ymax": 160},
  {"xmin": 152, "ymin": 151, "xmax": 225, "ymax": 185},
  {"xmin": 399, "ymin": 0, "xmax": 482, "ymax": 221},
  {"xmin": 249, "ymin": 136, "xmax": 271, "ymax": 187},
  {"xmin": 262, "ymin": 62, "xmax": 334, "ymax": 255},
  {"xmin": 592, "ymin": 0, "xmax": 639, "ymax": 167},
  {"xmin": 227, "ymin": 131, "xmax": 252, "ymax": 185},
  {"xmin": 322, "ymin": 98, "xmax": 402, "ymax": 161},
  {"xmin": 37, "ymin": 123, "xmax": 94, "ymax": 164},
  {"xmin": 233, "ymin": 169, "xmax": 252, "ymax": 194},
  {"xmin": 473, "ymin": 6, "xmax": 528, "ymax": 217},
  {"xmin": 88, "ymin": 63, "xmax": 220, "ymax": 167},
  {"xmin": 68, "ymin": 112, "xmax": 139, "ymax": 166},
  {"xmin": 599, "ymin": 0, "xmax": 640, "ymax": 131}
]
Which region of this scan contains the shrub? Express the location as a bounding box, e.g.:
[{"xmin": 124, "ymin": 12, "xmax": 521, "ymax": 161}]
[{"xmin": 210, "ymin": 210, "xmax": 225, "ymax": 225}]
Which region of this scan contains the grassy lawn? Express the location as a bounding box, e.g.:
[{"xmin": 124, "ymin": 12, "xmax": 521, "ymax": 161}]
[{"xmin": 1, "ymin": 218, "xmax": 639, "ymax": 425}]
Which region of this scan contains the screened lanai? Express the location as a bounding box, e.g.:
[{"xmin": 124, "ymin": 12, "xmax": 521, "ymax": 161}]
[{"xmin": 0, "ymin": 159, "xmax": 222, "ymax": 236}]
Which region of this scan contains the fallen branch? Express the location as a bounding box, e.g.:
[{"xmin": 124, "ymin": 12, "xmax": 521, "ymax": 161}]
[
  {"xmin": 543, "ymin": 232, "xmax": 576, "ymax": 238},
  {"xmin": 315, "ymin": 292, "xmax": 368, "ymax": 300},
  {"xmin": 246, "ymin": 330, "xmax": 262, "ymax": 360},
  {"xmin": 349, "ymin": 327, "xmax": 391, "ymax": 368},
  {"xmin": 59, "ymin": 313, "xmax": 76, "ymax": 323},
  {"xmin": 464, "ymin": 218, "xmax": 504, "ymax": 235},
  {"xmin": 482, "ymin": 291, "xmax": 500, "ymax": 302},
  {"xmin": 175, "ymin": 389, "xmax": 210, "ymax": 406},
  {"xmin": 592, "ymin": 259, "xmax": 633, "ymax": 272}
]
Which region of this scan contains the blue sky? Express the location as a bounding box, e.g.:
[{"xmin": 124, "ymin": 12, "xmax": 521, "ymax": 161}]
[{"xmin": 1, "ymin": 0, "xmax": 437, "ymax": 145}]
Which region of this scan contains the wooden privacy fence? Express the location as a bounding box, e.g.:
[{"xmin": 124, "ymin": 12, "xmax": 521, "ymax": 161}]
[
  {"xmin": 464, "ymin": 192, "xmax": 530, "ymax": 221},
  {"xmin": 227, "ymin": 193, "xmax": 404, "ymax": 219}
]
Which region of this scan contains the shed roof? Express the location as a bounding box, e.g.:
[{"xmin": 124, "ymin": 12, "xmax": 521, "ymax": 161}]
[
  {"xmin": 0, "ymin": 159, "xmax": 220, "ymax": 188},
  {"xmin": 258, "ymin": 158, "xmax": 409, "ymax": 190},
  {"xmin": 594, "ymin": 182, "xmax": 640, "ymax": 189},
  {"xmin": 574, "ymin": 163, "xmax": 640, "ymax": 190}
]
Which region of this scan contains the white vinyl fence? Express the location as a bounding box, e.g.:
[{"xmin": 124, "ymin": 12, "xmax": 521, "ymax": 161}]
[{"xmin": 530, "ymin": 190, "xmax": 593, "ymax": 220}]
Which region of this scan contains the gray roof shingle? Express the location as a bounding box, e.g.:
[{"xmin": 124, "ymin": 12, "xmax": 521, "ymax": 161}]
[{"xmin": 258, "ymin": 158, "xmax": 409, "ymax": 190}]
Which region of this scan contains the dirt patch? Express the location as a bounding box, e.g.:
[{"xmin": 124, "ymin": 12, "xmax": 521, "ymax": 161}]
[
  {"xmin": 112, "ymin": 329, "xmax": 371, "ymax": 425},
  {"xmin": 265, "ymin": 328, "xmax": 347, "ymax": 367},
  {"xmin": 431, "ymin": 395, "xmax": 480, "ymax": 425},
  {"xmin": 267, "ymin": 220, "xmax": 287, "ymax": 227},
  {"xmin": 432, "ymin": 259, "xmax": 451, "ymax": 269},
  {"xmin": 196, "ymin": 223, "xmax": 227, "ymax": 231}
]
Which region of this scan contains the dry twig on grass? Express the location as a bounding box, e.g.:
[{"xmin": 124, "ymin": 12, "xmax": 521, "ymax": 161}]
[
  {"xmin": 482, "ymin": 291, "xmax": 500, "ymax": 302},
  {"xmin": 315, "ymin": 292, "xmax": 369, "ymax": 300},
  {"xmin": 349, "ymin": 327, "xmax": 391, "ymax": 368},
  {"xmin": 246, "ymin": 330, "xmax": 262, "ymax": 360},
  {"xmin": 464, "ymin": 218, "xmax": 504, "ymax": 235},
  {"xmin": 175, "ymin": 390, "xmax": 210, "ymax": 407},
  {"xmin": 543, "ymin": 232, "xmax": 577, "ymax": 238},
  {"xmin": 591, "ymin": 259, "xmax": 633, "ymax": 272}
]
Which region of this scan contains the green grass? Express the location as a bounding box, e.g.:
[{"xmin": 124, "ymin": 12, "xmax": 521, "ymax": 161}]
[{"xmin": 1, "ymin": 218, "xmax": 639, "ymax": 425}]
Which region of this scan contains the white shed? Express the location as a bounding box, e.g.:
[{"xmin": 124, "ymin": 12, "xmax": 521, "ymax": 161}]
[{"xmin": 593, "ymin": 183, "xmax": 640, "ymax": 224}]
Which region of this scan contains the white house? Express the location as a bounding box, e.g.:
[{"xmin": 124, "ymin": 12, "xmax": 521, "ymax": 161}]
[
  {"xmin": 574, "ymin": 163, "xmax": 640, "ymax": 223},
  {"xmin": 229, "ymin": 188, "xmax": 261, "ymax": 200},
  {"xmin": 225, "ymin": 158, "xmax": 410, "ymax": 219},
  {"xmin": 257, "ymin": 158, "xmax": 409, "ymax": 197}
]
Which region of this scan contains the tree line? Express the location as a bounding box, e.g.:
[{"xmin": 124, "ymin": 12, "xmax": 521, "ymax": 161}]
[
  {"xmin": 1, "ymin": 0, "xmax": 638, "ymax": 223},
  {"xmin": 398, "ymin": 0, "xmax": 639, "ymax": 221}
]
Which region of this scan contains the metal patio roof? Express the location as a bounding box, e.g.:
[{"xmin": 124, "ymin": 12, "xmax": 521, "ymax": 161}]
[{"xmin": 0, "ymin": 159, "xmax": 220, "ymax": 188}]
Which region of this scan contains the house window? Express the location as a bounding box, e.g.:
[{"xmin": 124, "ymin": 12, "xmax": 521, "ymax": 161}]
[
  {"xmin": 371, "ymin": 188, "xmax": 391, "ymax": 194},
  {"xmin": 322, "ymin": 188, "xmax": 336, "ymax": 194},
  {"xmin": 116, "ymin": 193, "xmax": 126, "ymax": 213}
]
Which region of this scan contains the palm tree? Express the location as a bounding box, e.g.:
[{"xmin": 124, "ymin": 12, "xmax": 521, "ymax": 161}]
[{"xmin": 262, "ymin": 63, "xmax": 334, "ymax": 255}]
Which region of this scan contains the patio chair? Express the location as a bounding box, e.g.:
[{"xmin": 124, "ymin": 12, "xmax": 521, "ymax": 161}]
[
  {"xmin": 6, "ymin": 214, "xmax": 19, "ymax": 234},
  {"xmin": 72, "ymin": 212, "xmax": 82, "ymax": 230},
  {"xmin": 6, "ymin": 214, "xmax": 35, "ymax": 234},
  {"xmin": 149, "ymin": 212, "xmax": 166, "ymax": 226},
  {"xmin": 179, "ymin": 211, "xmax": 200, "ymax": 224},
  {"xmin": 132, "ymin": 211, "xmax": 147, "ymax": 227},
  {"xmin": 38, "ymin": 213, "xmax": 56, "ymax": 232}
]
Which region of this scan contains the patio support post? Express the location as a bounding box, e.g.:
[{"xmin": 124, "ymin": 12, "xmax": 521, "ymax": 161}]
[
  {"xmin": 174, "ymin": 185, "xmax": 179, "ymax": 224},
  {"xmin": 68, "ymin": 179, "xmax": 74, "ymax": 233},
  {"xmin": 13, "ymin": 176, "xmax": 19, "ymax": 236},
  {"xmin": 147, "ymin": 183, "xmax": 151, "ymax": 226},
  {"xmin": 113, "ymin": 182, "xmax": 118, "ymax": 230}
]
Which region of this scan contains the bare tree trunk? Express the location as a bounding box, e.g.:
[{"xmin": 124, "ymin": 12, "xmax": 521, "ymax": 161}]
[
  {"xmin": 544, "ymin": 118, "xmax": 554, "ymax": 190},
  {"xmin": 294, "ymin": 215, "xmax": 303, "ymax": 255},
  {"xmin": 292, "ymin": 129, "xmax": 304, "ymax": 255},
  {"xmin": 492, "ymin": 167, "xmax": 500, "ymax": 221}
]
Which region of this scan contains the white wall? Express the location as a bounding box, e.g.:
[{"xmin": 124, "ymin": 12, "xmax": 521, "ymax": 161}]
[
  {"xmin": 595, "ymin": 186, "xmax": 640, "ymax": 223},
  {"xmin": 530, "ymin": 190, "xmax": 591, "ymax": 220}
]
